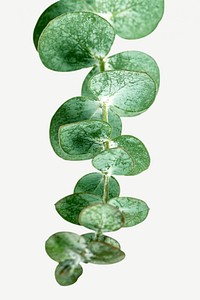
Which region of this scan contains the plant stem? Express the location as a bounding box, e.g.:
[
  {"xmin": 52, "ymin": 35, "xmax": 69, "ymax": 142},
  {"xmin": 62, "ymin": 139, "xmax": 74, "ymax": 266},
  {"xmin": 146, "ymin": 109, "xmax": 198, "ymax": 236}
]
[
  {"xmin": 99, "ymin": 58, "xmax": 105, "ymax": 72},
  {"xmin": 100, "ymin": 59, "xmax": 110, "ymax": 204},
  {"xmin": 103, "ymin": 174, "xmax": 109, "ymax": 203},
  {"xmin": 95, "ymin": 229, "xmax": 103, "ymax": 240}
]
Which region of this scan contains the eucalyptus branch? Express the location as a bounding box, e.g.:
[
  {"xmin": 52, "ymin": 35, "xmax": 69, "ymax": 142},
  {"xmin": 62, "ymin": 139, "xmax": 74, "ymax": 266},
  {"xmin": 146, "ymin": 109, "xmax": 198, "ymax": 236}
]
[{"xmin": 34, "ymin": 0, "xmax": 164, "ymax": 286}]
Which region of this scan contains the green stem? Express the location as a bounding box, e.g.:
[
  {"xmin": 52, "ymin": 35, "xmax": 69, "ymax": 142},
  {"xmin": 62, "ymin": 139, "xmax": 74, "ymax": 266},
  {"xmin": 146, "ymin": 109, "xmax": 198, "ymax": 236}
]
[
  {"xmin": 95, "ymin": 229, "xmax": 103, "ymax": 240},
  {"xmin": 100, "ymin": 58, "xmax": 105, "ymax": 72},
  {"xmin": 100, "ymin": 60, "xmax": 110, "ymax": 204},
  {"xmin": 103, "ymin": 174, "xmax": 109, "ymax": 203}
]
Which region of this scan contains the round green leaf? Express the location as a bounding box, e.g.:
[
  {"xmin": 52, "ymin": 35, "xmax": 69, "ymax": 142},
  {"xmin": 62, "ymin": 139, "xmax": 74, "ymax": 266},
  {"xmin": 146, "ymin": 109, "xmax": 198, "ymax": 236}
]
[
  {"xmin": 79, "ymin": 203, "xmax": 124, "ymax": 232},
  {"xmin": 82, "ymin": 232, "xmax": 121, "ymax": 249},
  {"xmin": 87, "ymin": 241, "xmax": 125, "ymax": 264},
  {"xmin": 112, "ymin": 135, "xmax": 150, "ymax": 175},
  {"xmin": 74, "ymin": 172, "xmax": 120, "ymax": 199},
  {"xmin": 92, "ymin": 148, "xmax": 134, "ymax": 175},
  {"xmin": 82, "ymin": 50, "xmax": 160, "ymax": 98},
  {"xmin": 45, "ymin": 232, "xmax": 87, "ymax": 262},
  {"xmin": 55, "ymin": 260, "xmax": 83, "ymax": 286},
  {"xmin": 34, "ymin": 1, "xmax": 97, "ymax": 49},
  {"xmin": 34, "ymin": 2, "xmax": 64, "ymax": 49},
  {"xmin": 50, "ymin": 97, "xmax": 122, "ymax": 160},
  {"xmin": 106, "ymin": 51, "xmax": 160, "ymax": 91},
  {"xmin": 59, "ymin": 120, "xmax": 111, "ymax": 160},
  {"xmin": 89, "ymin": 70, "xmax": 156, "ymax": 117},
  {"xmin": 33, "ymin": 2, "xmax": 69, "ymax": 49},
  {"xmin": 108, "ymin": 197, "xmax": 149, "ymax": 227},
  {"xmin": 38, "ymin": 12, "xmax": 115, "ymax": 71},
  {"xmin": 103, "ymin": 0, "xmax": 164, "ymax": 39},
  {"xmin": 61, "ymin": 0, "xmax": 164, "ymax": 39},
  {"xmin": 55, "ymin": 193, "xmax": 102, "ymax": 225},
  {"xmin": 50, "ymin": 97, "xmax": 100, "ymax": 160}
]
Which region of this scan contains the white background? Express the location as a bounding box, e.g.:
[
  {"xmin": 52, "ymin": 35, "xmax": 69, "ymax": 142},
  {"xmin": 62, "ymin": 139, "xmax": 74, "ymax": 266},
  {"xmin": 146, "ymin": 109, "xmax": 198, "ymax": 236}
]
[{"xmin": 1, "ymin": 0, "xmax": 200, "ymax": 298}]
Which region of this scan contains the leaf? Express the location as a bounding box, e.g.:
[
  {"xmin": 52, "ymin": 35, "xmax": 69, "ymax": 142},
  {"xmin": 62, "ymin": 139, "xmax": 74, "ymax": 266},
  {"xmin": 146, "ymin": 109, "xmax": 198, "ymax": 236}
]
[
  {"xmin": 82, "ymin": 50, "xmax": 160, "ymax": 100},
  {"xmin": 59, "ymin": 120, "xmax": 111, "ymax": 160},
  {"xmin": 61, "ymin": 0, "xmax": 164, "ymax": 39},
  {"xmin": 38, "ymin": 12, "xmax": 115, "ymax": 71},
  {"xmin": 34, "ymin": 1, "xmax": 97, "ymax": 49},
  {"xmin": 106, "ymin": 51, "xmax": 160, "ymax": 91},
  {"xmin": 34, "ymin": 0, "xmax": 164, "ymax": 49},
  {"xmin": 99, "ymin": 0, "xmax": 164, "ymax": 39},
  {"xmin": 86, "ymin": 241, "xmax": 125, "ymax": 264},
  {"xmin": 92, "ymin": 148, "xmax": 134, "ymax": 175},
  {"xmin": 45, "ymin": 232, "xmax": 87, "ymax": 262},
  {"xmin": 112, "ymin": 135, "xmax": 150, "ymax": 175},
  {"xmin": 82, "ymin": 232, "xmax": 121, "ymax": 249},
  {"xmin": 88, "ymin": 70, "xmax": 156, "ymax": 117},
  {"xmin": 50, "ymin": 97, "xmax": 122, "ymax": 160},
  {"xmin": 50, "ymin": 97, "xmax": 100, "ymax": 160},
  {"xmin": 34, "ymin": 2, "xmax": 62, "ymax": 48},
  {"xmin": 74, "ymin": 172, "xmax": 120, "ymax": 199},
  {"xmin": 33, "ymin": 2, "xmax": 69, "ymax": 49},
  {"xmin": 79, "ymin": 203, "xmax": 124, "ymax": 232},
  {"xmin": 55, "ymin": 260, "xmax": 83, "ymax": 286},
  {"xmin": 108, "ymin": 197, "xmax": 149, "ymax": 227},
  {"xmin": 55, "ymin": 193, "xmax": 102, "ymax": 225}
]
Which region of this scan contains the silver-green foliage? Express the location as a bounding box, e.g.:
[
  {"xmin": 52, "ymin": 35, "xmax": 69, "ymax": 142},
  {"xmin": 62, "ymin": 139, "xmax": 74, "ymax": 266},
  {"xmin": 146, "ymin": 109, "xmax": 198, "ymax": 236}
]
[
  {"xmin": 34, "ymin": 0, "xmax": 163, "ymax": 286},
  {"xmin": 50, "ymin": 97, "xmax": 122, "ymax": 160},
  {"xmin": 34, "ymin": 0, "xmax": 164, "ymax": 47},
  {"xmin": 38, "ymin": 12, "xmax": 115, "ymax": 71},
  {"xmin": 82, "ymin": 50, "xmax": 160, "ymax": 98}
]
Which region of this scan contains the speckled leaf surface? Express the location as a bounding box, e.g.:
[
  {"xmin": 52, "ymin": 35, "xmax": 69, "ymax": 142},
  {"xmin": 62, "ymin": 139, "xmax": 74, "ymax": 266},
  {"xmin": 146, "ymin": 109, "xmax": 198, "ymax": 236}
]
[
  {"xmin": 50, "ymin": 97, "xmax": 122, "ymax": 160},
  {"xmin": 34, "ymin": 2, "xmax": 66, "ymax": 49},
  {"xmin": 55, "ymin": 193, "xmax": 102, "ymax": 224},
  {"xmin": 92, "ymin": 148, "xmax": 134, "ymax": 175},
  {"xmin": 97, "ymin": 0, "xmax": 164, "ymax": 39},
  {"xmin": 79, "ymin": 203, "xmax": 124, "ymax": 232},
  {"xmin": 82, "ymin": 50, "xmax": 160, "ymax": 98},
  {"xmin": 59, "ymin": 120, "xmax": 111, "ymax": 160},
  {"xmin": 89, "ymin": 70, "xmax": 156, "ymax": 117},
  {"xmin": 82, "ymin": 232, "xmax": 121, "ymax": 249},
  {"xmin": 106, "ymin": 108, "xmax": 122, "ymax": 138},
  {"xmin": 82, "ymin": 67, "xmax": 99, "ymax": 98},
  {"xmin": 45, "ymin": 232, "xmax": 87, "ymax": 262},
  {"xmin": 74, "ymin": 172, "xmax": 120, "ymax": 199},
  {"xmin": 108, "ymin": 197, "xmax": 149, "ymax": 227},
  {"xmin": 34, "ymin": 1, "xmax": 97, "ymax": 49},
  {"xmin": 87, "ymin": 241, "xmax": 125, "ymax": 264},
  {"xmin": 55, "ymin": 260, "xmax": 83, "ymax": 286},
  {"xmin": 61, "ymin": 0, "xmax": 164, "ymax": 39},
  {"xmin": 106, "ymin": 51, "xmax": 160, "ymax": 91},
  {"xmin": 38, "ymin": 12, "xmax": 115, "ymax": 71},
  {"xmin": 112, "ymin": 135, "xmax": 150, "ymax": 175}
]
